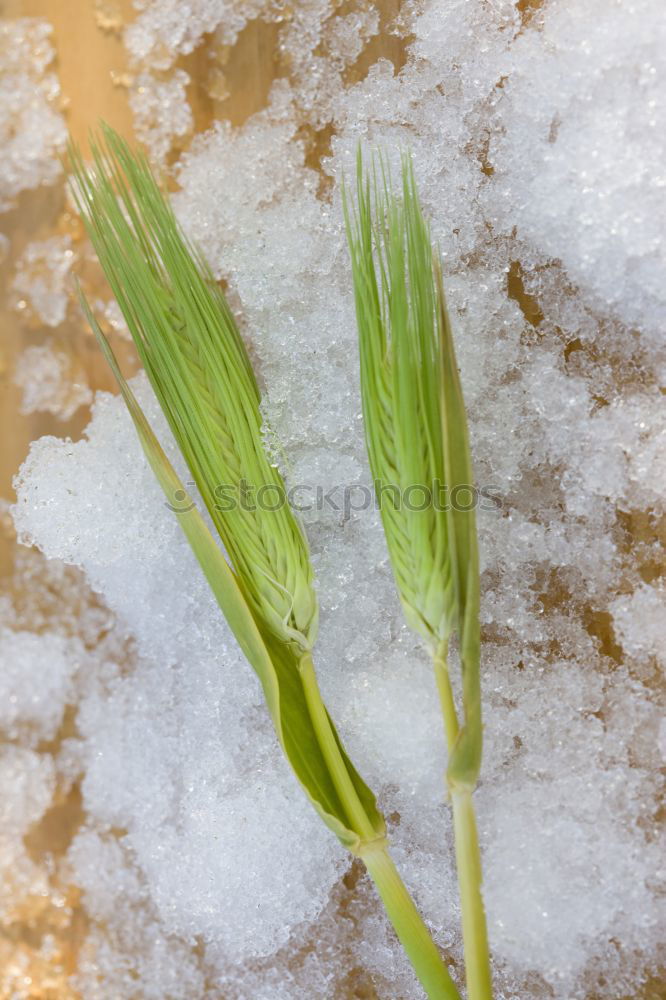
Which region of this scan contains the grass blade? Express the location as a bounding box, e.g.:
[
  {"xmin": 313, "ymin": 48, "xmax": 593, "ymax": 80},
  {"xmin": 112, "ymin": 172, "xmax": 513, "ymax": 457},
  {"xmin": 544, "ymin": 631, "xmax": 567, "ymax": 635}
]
[{"xmin": 79, "ymin": 290, "xmax": 381, "ymax": 850}]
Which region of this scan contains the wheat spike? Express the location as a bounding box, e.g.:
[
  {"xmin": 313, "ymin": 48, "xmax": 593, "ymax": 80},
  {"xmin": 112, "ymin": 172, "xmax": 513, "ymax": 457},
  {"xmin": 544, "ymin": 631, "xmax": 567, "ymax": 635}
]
[
  {"xmin": 344, "ymin": 153, "xmax": 458, "ymax": 647},
  {"xmin": 68, "ymin": 126, "xmax": 317, "ymax": 649}
]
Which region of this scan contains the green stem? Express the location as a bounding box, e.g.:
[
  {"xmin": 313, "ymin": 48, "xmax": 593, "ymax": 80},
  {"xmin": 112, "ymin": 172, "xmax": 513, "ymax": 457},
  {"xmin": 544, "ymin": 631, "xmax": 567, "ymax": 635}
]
[
  {"xmin": 299, "ymin": 652, "xmax": 375, "ymax": 840},
  {"xmin": 433, "ymin": 644, "xmax": 459, "ymax": 755},
  {"xmin": 450, "ymin": 788, "xmax": 492, "ymax": 1000},
  {"xmin": 432, "ymin": 647, "xmax": 492, "ymax": 1000},
  {"xmin": 299, "ymin": 653, "xmax": 461, "ymax": 1000},
  {"xmin": 363, "ymin": 845, "xmax": 461, "ymax": 1000}
]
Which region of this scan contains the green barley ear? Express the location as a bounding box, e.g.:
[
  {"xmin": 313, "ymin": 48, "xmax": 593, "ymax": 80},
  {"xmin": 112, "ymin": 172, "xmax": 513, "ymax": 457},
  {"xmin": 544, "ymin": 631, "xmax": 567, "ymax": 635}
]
[
  {"xmin": 343, "ymin": 148, "xmax": 481, "ymax": 782},
  {"xmin": 68, "ymin": 128, "xmax": 462, "ymax": 1000},
  {"xmin": 68, "ymin": 125, "xmax": 317, "ymax": 652},
  {"xmin": 343, "ymin": 152, "xmax": 460, "ymax": 649},
  {"xmin": 345, "ymin": 150, "xmax": 492, "ymax": 1000}
]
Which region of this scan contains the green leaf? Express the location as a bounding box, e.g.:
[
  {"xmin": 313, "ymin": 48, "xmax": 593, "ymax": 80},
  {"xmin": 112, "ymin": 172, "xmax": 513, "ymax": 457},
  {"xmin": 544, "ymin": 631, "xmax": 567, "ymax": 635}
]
[
  {"xmin": 80, "ymin": 293, "xmax": 384, "ymax": 851},
  {"xmin": 434, "ymin": 260, "xmax": 482, "ymax": 788}
]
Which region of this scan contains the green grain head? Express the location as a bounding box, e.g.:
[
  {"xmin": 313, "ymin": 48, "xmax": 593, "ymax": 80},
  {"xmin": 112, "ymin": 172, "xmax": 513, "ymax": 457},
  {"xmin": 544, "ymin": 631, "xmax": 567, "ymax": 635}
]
[
  {"xmin": 344, "ymin": 151, "xmax": 479, "ymax": 659},
  {"xmin": 68, "ymin": 126, "xmax": 317, "ymax": 651}
]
